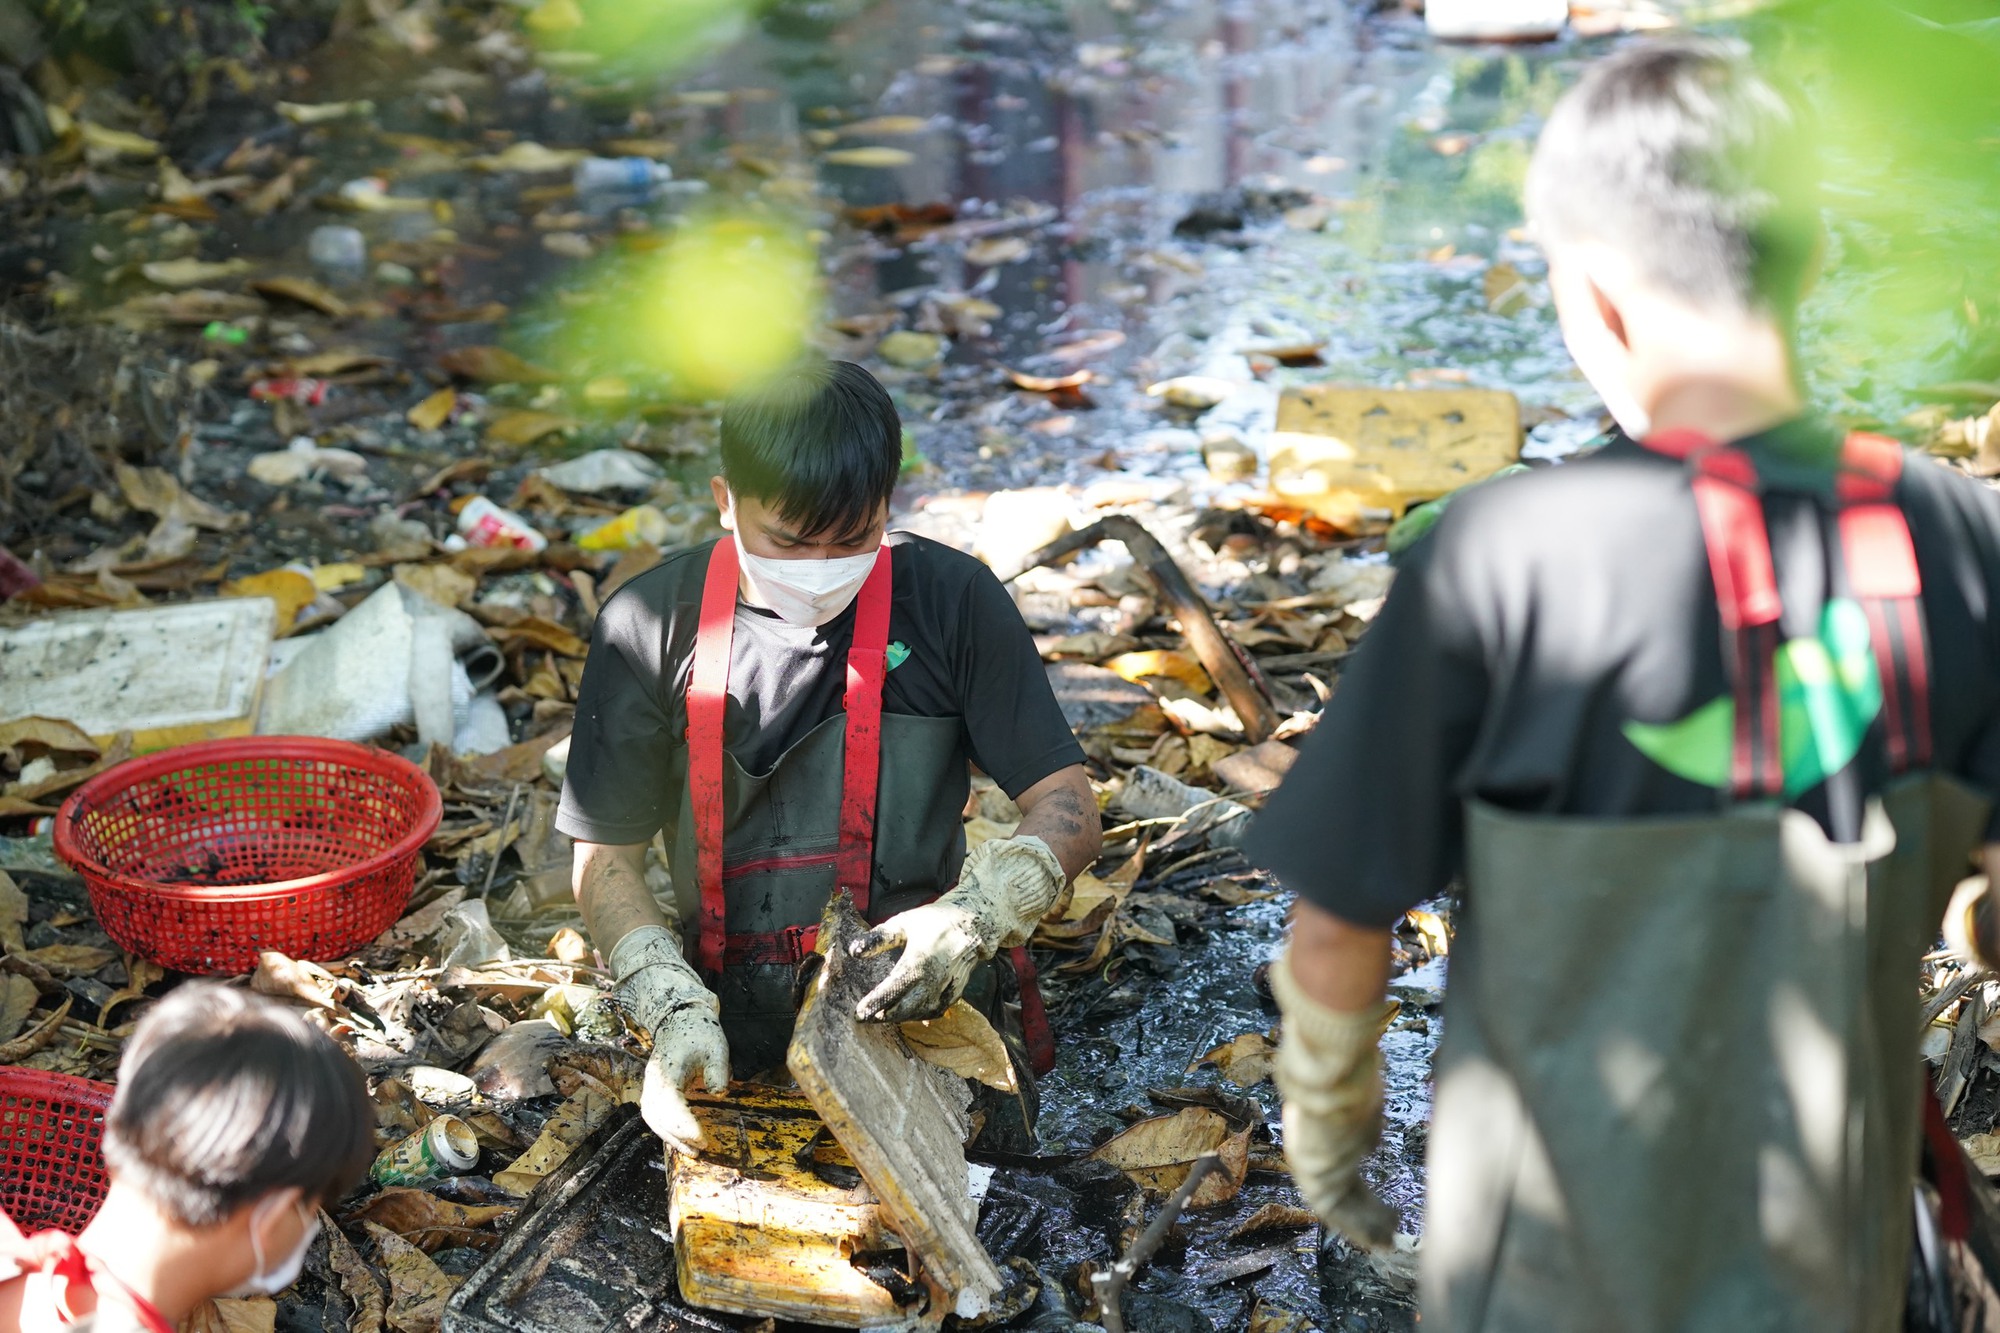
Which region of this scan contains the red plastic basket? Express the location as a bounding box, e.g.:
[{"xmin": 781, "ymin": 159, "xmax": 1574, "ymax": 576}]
[
  {"xmin": 53, "ymin": 737, "xmax": 442, "ymax": 975},
  {"xmin": 0, "ymin": 1069, "xmax": 112, "ymax": 1235}
]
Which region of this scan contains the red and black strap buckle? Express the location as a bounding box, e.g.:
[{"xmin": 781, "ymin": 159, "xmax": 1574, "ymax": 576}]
[{"xmin": 721, "ymin": 922, "xmax": 822, "ymax": 968}]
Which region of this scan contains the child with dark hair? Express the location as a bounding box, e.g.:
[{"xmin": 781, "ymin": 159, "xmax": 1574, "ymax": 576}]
[
  {"xmin": 0, "ymin": 984, "xmax": 374, "ymax": 1333},
  {"xmin": 558, "ymin": 357, "xmax": 1100, "ymax": 1153},
  {"xmin": 1252, "ymin": 36, "xmax": 2000, "ymax": 1333}
]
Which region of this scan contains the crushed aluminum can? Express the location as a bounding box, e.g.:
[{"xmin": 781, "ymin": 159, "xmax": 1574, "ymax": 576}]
[{"xmin": 370, "ymin": 1114, "xmax": 480, "ymax": 1186}]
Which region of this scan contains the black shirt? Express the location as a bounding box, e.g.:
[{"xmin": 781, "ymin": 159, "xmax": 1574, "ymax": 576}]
[
  {"xmin": 556, "ymin": 532, "xmax": 1085, "ymax": 846},
  {"xmin": 1247, "ymin": 420, "xmax": 2000, "ymax": 928}
]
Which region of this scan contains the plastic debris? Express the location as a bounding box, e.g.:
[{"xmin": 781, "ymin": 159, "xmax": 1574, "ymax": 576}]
[
  {"xmin": 535, "ymin": 449, "xmax": 662, "ymax": 494},
  {"xmin": 575, "ymin": 504, "xmax": 670, "ymax": 552},
  {"xmin": 456, "ymin": 497, "xmax": 549, "ymax": 553},
  {"xmin": 249, "ymin": 377, "xmax": 330, "ymax": 406}
]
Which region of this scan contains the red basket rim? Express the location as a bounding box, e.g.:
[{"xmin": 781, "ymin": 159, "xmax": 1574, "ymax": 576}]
[
  {"xmin": 51, "ymin": 736, "xmax": 442, "ymax": 903},
  {"xmin": 0, "ymin": 1067, "xmax": 115, "ymax": 1107}
]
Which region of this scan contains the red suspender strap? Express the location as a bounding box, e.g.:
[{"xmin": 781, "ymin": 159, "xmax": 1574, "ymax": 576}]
[
  {"xmin": 1009, "ymin": 945, "xmax": 1058, "ymax": 1077},
  {"xmin": 839, "ymin": 555, "xmax": 893, "ymax": 913},
  {"xmin": 1837, "ymin": 433, "xmax": 1931, "ymax": 770},
  {"xmin": 0, "ymin": 1232, "xmax": 175, "ymax": 1333},
  {"xmin": 688, "ymin": 539, "xmax": 741, "ymax": 976},
  {"xmin": 688, "ymin": 539, "xmax": 893, "ymax": 975},
  {"xmin": 1686, "ymin": 449, "xmax": 1786, "ymax": 800}
]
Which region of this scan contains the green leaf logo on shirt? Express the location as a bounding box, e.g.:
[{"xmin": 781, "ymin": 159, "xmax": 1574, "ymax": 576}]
[
  {"xmin": 886, "ymin": 640, "xmax": 910, "ymax": 672},
  {"xmin": 1623, "ymin": 598, "xmax": 1882, "ymax": 797}
]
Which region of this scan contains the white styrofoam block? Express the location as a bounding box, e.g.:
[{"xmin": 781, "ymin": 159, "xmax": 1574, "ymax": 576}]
[{"xmin": 0, "ymin": 598, "xmax": 275, "ymax": 740}]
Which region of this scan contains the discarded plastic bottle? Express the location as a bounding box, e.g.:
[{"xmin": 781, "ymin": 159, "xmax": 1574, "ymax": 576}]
[
  {"xmin": 308, "ymin": 225, "xmax": 367, "ymax": 281},
  {"xmin": 572, "ymin": 156, "xmax": 675, "ymax": 197}
]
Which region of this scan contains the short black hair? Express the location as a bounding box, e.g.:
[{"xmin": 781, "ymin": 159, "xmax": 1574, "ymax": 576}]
[
  {"xmin": 719, "ymin": 359, "xmax": 901, "ymax": 544},
  {"xmin": 1526, "ymin": 37, "xmax": 1821, "ymax": 319},
  {"xmin": 102, "ymin": 984, "xmax": 374, "ymax": 1227}
]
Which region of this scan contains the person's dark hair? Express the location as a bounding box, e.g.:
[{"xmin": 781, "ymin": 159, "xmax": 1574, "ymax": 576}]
[
  {"xmin": 1526, "ymin": 36, "xmax": 1821, "ymax": 319},
  {"xmin": 102, "ymin": 983, "xmax": 374, "ymax": 1227},
  {"xmin": 719, "ymin": 358, "xmax": 901, "ymax": 543}
]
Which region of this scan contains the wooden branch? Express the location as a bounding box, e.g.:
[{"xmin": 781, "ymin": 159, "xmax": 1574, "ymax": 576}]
[
  {"xmin": 1008, "ymin": 515, "xmax": 1281, "ymax": 743},
  {"xmin": 1093, "ymin": 1152, "xmax": 1224, "ymax": 1333}
]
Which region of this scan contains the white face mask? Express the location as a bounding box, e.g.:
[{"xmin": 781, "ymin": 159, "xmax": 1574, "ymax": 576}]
[
  {"xmin": 227, "ymin": 1198, "xmax": 318, "ymax": 1298},
  {"xmin": 737, "ymin": 544, "xmax": 880, "ymax": 628}
]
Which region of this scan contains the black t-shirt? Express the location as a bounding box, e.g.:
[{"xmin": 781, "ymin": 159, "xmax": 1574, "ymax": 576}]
[
  {"xmin": 1247, "ymin": 419, "xmax": 2000, "ymax": 928},
  {"xmin": 556, "ymin": 531, "xmax": 1085, "ymax": 846}
]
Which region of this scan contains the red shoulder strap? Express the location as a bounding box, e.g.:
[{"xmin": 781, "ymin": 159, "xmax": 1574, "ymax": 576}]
[
  {"xmin": 1, "ymin": 1233, "xmax": 174, "ymax": 1333},
  {"xmin": 1685, "ymin": 447, "xmax": 1785, "ymax": 798},
  {"xmin": 687, "ymin": 539, "xmax": 892, "ymax": 975},
  {"xmin": 1838, "ymin": 432, "xmax": 1931, "ymax": 770},
  {"xmin": 838, "ymin": 556, "xmax": 892, "ymax": 911}
]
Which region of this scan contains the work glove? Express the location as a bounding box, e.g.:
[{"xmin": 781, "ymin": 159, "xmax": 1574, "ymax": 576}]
[
  {"xmin": 1270, "ymin": 945, "xmax": 1401, "ymax": 1251},
  {"xmin": 609, "ymin": 925, "xmax": 730, "ymax": 1155},
  {"xmin": 1944, "ymin": 874, "xmax": 1999, "ymax": 971},
  {"xmin": 851, "ymin": 834, "xmax": 1067, "ymax": 1024}
]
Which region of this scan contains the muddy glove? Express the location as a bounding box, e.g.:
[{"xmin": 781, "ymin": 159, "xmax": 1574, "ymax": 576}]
[
  {"xmin": 609, "ymin": 925, "xmax": 730, "ymax": 1155},
  {"xmin": 1944, "ymin": 875, "xmax": 1999, "ymax": 971},
  {"xmin": 1271, "ymin": 946, "xmax": 1400, "ymax": 1251},
  {"xmin": 851, "ymin": 834, "xmax": 1066, "ymax": 1023}
]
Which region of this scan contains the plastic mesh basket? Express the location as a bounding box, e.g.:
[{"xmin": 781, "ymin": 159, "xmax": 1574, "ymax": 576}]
[
  {"xmin": 54, "ymin": 737, "xmax": 442, "ymax": 975},
  {"xmin": 0, "ymin": 1069, "xmax": 112, "ymax": 1235}
]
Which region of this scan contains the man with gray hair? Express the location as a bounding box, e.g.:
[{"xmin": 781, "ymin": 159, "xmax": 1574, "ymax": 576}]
[{"xmin": 1249, "ymin": 37, "xmax": 2000, "ymax": 1333}]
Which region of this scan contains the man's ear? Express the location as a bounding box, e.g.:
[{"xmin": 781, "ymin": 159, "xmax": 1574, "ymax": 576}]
[
  {"xmin": 709, "ymin": 476, "xmax": 735, "ymax": 531},
  {"xmin": 1587, "ymin": 267, "xmax": 1629, "ymax": 352}
]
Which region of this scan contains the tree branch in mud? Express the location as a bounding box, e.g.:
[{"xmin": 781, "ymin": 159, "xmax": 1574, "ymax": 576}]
[
  {"xmin": 1092, "ymin": 1151, "xmax": 1225, "ymax": 1333},
  {"xmin": 1004, "ymin": 515, "xmax": 1283, "ymax": 744}
]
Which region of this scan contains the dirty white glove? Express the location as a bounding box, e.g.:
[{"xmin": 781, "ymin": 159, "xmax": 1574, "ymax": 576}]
[
  {"xmin": 851, "ymin": 835, "xmax": 1066, "ymax": 1024},
  {"xmin": 1944, "ymin": 875, "xmax": 1999, "ymax": 971},
  {"xmin": 1271, "ymin": 946, "xmax": 1401, "ymax": 1251},
  {"xmin": 609, "ymin": 925, "xmax": 730, "ymax": 1155}
]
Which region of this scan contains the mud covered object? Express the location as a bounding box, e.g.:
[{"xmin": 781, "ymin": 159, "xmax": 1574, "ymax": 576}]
[{"xmin": 667, "ymin": 1086, "xmax": 984, "ymax": 1328}]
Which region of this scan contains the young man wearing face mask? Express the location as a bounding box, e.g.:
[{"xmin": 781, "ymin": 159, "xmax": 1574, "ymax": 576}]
[
  {"xmin": 558, "ymin": 358, "xmax": 1100, "ymax": 1153},
  {"xmin": 1249, "ymin": 38, "xmax": 2000, "ymax": 1333},
  {"xmin": 0, "ymin": 984, "xmax": 374, "ymax": 1333}
]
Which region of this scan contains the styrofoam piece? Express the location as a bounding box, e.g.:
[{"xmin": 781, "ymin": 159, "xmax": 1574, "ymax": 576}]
[
  {"xmin": 0, "ymin": 598, "xmax": 276, "ymax": 750},
  {"xmin": 1425, "ymin": 0, "xmax": 1567, "ymax": 40}
]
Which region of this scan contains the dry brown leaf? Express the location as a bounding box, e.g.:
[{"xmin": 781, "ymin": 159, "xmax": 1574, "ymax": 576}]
[
  {"xmin": 900, "ymin": 1001, "xmax": 1018, "ymax": 1093},
  {"xmin": 1006, "ymin": 367, "xmax": 1092, "ymax": 393},
  {"xmin": 823, "ymin": 146, "xmax": 915, "ymax": 167},
  {"xmin": 1088, "ymin": 1106, "xmax": 1250, "ymax": 1207},
  {"xmin": 221, "ymin": 568, "xmax": 318, "ymax": 636},
  {"xmin": 406, "ymin": 388, "xmax": 457, "ymax": 432},
  {"xmin": 1106, "ymin": 649, "xmax": 1213, "ymax": 695},
  {"xmin": 489, "ymin": 617, "xmax": 588, "ymax": 657},
  {"xmin": 18, "ymin": 944, "xmax": 114, "ymax": 977},
  {"xmin": 180, "ymin": 1296, "xmax": 277, "ymax": 1333},
  {"xmin": 115, "ymin": 464, "xmax": 243, "ymax": 532},
  {"xmin": 326, "ymin": 1217, "xmax": 387, "ymax": 1333},
  {"xmin": 251, "ymin": 276, "xmax": 350, "ymax": 318},
  {"xmin": 492, "ymin": 1088, "xmax": 613, "ymax": 1196},
  {"xmin": 0, "ymin": 717, "xmax": 99, "ymax": 762},
  {"xmin": 142, "ymin": 257, "xmax": 252, "ymax": 288},
  {"xmin": 0, "ymin": 871, "xmax": 26, "ymax": 953},
  {"xmin": 1191, "ymin": 1030, "xmax": 1278, "ymax": 1087},
  {"xmin": 364, "ymin": 1223, "xmax": 457, "ymax": 1333},
  {"xmin": 549, "ymin": 1049, "xmax": 643, "ymax": 1104},
  {"xmin": 0, "ymin": 973, "xmax": 37, "ymax": 1044},
  {"xmin": 484, "ymin": 409, "xmax": 578, "ymax": 450},
  {"xmin": 251, "ymin": 951, "xmax": 350, "ymax": 1012},
  {"xmin": 546, "ymin": 927, "xmax": 590, "ymax": 964},
  {"xmin": 1247, "ymin": 1300, "xmax": 1317, "ymax": 1333},
  {"xmin": 0, "ymin": 997, "xmax": 74, "ymax": 1063},
  {"xmin": 393, "ymin": 563, "xmax": 477, "ymax": 610},
  {"xmin": 1964, "ymin": 1131, "xmax": 2000, "ymax": 1177},
  {"xmin": 344, "ymin": 1188, "xmax": 516, "ymax": 1253},
  {"xmin": 438, "ymin": 346, "xmax": 560, "ymax": 385},
  {"xmin": 1406, "ymin": 908, "xmax": 1451, "ymax": 958},
  {"xmin": 1230, "ymin": 1203, "xmax": 1319, "ymax": 1240},
  {"xmin": 376, "ymin": 888, "xmax": 466, "ymax": 951}
]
